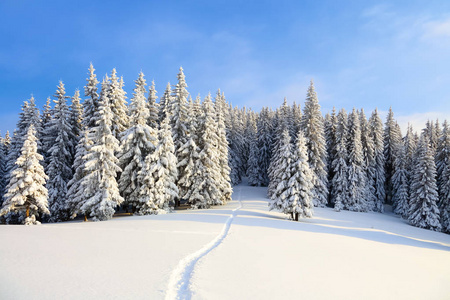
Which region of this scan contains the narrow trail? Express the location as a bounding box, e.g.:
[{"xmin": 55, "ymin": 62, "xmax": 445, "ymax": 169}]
[{"xmin": 165, "ymin": 186, "xmax": 243, "ymax": 300}]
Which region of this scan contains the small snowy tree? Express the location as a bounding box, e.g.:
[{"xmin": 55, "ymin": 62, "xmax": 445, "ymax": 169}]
[
  {"xmin": 138, "ymin": 117, "xmax": 178, "ymax": 214},
  {"xmin": 69, "ymin": 89, "xmax": 83, "ymax": 160},
  {"xmin": 283, "ymin": 130, "xmax": 314, "ymax": 220},
  {"xmin": 300, "ymin": 80, "xmax": 328, "ymax": 207},
  {"xmin": 77, "ymin": 78, "xmax": 124, "ymax": 221},
  {"xmin": 147, "ymin": 80, "xmax": 159, "ymax": 129},
  {"xmin": 0, "ymin": 125, "xmax": 49, "ymax": 225},
  {"xmin": 84, "ymin": 63, "xmax": 100, "ymax": 129},
  {"xmin": 118, "ymin": 72, "xmax": 157, "ymax": 210},
  {"xmin": 392, "ymin": 144, "xmax": 409, "ymax": 218},
  {"xmin": 408, "ymin": 136, "xmax": 441, "ymax": 231}
]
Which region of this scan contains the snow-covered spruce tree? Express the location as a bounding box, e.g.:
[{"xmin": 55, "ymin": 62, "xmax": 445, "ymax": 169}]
[
  {"xmin": 159, "ymin": 82, "xmax": 172, "ymax": 123},
  {"xmin": 292, "ymin": 101, "xmax": 302, "ymax": 135},
  {"xmin": 392, "ymin": 144, "xmax": 409, "ymax": 218},
  {"xmin": 77, "ymin": 78, "xmax": 124, "ymax": 221},
  {"xmin": 268, "ymin": 110, "xmax": 286, "ymax": 198},
  {"xmin": 84, "ymin": 63, "xmax": 100, "ymax": 129},
  {"xmin": 137, "ymin": 116, "xmax": 178, "ymax": 214},
  {"xmin": 360, "ymin": 109, "xmax": 376, "ymax": 211},
  {"xmin": 369, "ymin": 108, "xmax": 386, "ymax": 212},
  {"xmin": 0, "ymin": 134, "xmax": 8, "ymax": 203},
  {"xmin": 228, "ymin": 106, "xmax": 245, "ymax": 185},
  {"xmin": 0, "ymin": 125, "xmax": 49, "ymax": 225},
  {"xmin": 300, "ymin": 80, "xmax": 328, "ymax": 207},
  {"xmin": 408, "ymin": 135, "xmax": 441, "ymax": 231},
  {"xmin": 45, "ymin": 81, "xmax": 74, "ymax": 222},
  {"xmin": 384, "ymin": 107, "xmax": 402, "ymax": 204},
  {"xmin": 169, "ymin": 67, "xmax": 190, "ymax": 203},
  {"xmin": 247, "ymin": 130, "xmax": 261, "ymax": 186},
  {"xmin": 147, "ymin": 80, "xmax": 159, "ymax": 129},
  {"xmin": 331, "ymin": 109, "xmax": 348, "ymax": 211},
  {"xmin": 283, "ymin": 130, "xmax": 314, "ymax": 221},
  {"xmin": 325, "ymin": 108, "xmax": 337, "ymax": 205},
  {"xmin": 40, "ymin": 97, "xmax": 52, "ymax": 167},
  {"xmin": 269, "ymin": 128, "xmax": 292, "ymax": 212},
  {"xmin": 194, "ymin": 93, "xmax": 222, "ymax": 207},
  {"xmin": 65, "ymin": 130, "xmax": 91, "ymax": 220},
  {"xmin": 69, "ymin": 89, "xmax": 83, "ymax": 160},
  {"xmin": 404, "ymin": 124, "xmax": 417, "ymax": 181},
  {"xmin": 177, "ymin": 96, "xmax": 200, "ymax": 200},
  {"xmin": 256, "ymin": 107, "xmax": 272, "ymax": 186},
  {"xmin": 437, "ymin": 121, "xmax": 450, "ymax": 232},
  {"xmin": 118, "ymin": 72, "xmax": 157, "ymax": 211},
  {"xmin": 214, "ymin": 90, "xmax": 232, "ymax": 202},
  {"xmin": 108, "ymin": 69, "xmax": 129, "ymax": 141},
  {"xmin": 345, "ymin": 109, "xmax": 367, "ymax": 212}
]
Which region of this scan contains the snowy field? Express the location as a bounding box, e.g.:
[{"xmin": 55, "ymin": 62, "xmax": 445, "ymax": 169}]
[{"xmin": 1, "ymin": 182, "xmax": 449, "ymax": 300}]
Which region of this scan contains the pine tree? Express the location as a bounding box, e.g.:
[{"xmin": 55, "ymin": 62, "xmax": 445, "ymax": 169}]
[
  {"xmin": 300, "ymin": 80, "xmax": 328, "ymax": 207},
  {"xmin": 0, "ymin": 125, "xmax": 49, "ymax": 225},
  {"xmin": 408, "ymin": 135, "xmax": 441, "ymax": 231},
  {"xmin": 283, "ymin": 130, "xmax": 314, "ymax": 220},
  {"xmin": 331, "ymin": 109, "xmax": 348, "ymax": 212},
  {"xmin": 84, "ymin": 63, "xmax": 100, "ymax": 129},
  {"xmin": 147, "ymin": 80, "xmax": 159, "ymax": 129},
  {"xmin": 138, "ymin": 117, "xmax": 178, "ymax": 214},
  {"xmin": 118, "ymin": 72, "xmax": 157, "ymax": 210},
  {"xmin": 108, "ymin": 69, "xmax": 129, "ymax": 140},
  {"xmin": 77, "ymin": 78, "xmax": 124, "ymax": 221},
  {"xmin": 269, "ymin": 129, "xmax": 292, "ymax": 211},
  {"xmin": 369, "ymin": 109, "xmax": 386, "ymax": 212},
  {"xmin": 46, "ymin": 81, "xmax": 74, "ymax": 222}
]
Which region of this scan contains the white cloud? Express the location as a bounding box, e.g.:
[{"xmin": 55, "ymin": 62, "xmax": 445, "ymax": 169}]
[{"xmin": 396, "ymin": 111, "xmax": 450, "ymax": 134}]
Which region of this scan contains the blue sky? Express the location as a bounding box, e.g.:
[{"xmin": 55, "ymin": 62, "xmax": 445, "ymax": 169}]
[{"xmin": 1, "ymin": 0, "xmax": 450, "ymax": 135}]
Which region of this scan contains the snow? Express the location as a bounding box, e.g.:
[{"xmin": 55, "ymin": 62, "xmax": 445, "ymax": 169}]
[{"xmin": 1, "ymin": 181, "xmax": 449, "ymax": 299}]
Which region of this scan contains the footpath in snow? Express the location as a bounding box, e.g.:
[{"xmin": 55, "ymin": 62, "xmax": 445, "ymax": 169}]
[{"xmin": 1, "ymin": 182, "xmax": 449, "ymax": 300}]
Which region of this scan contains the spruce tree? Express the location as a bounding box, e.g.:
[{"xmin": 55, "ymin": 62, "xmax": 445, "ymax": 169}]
[
  {"xmin": 46, "ymin": 81, "xmax": 74, "ymax": 222},
  {"xmin": 69, "ymin": 89, "xmax": 83, "ymax": 160},
  {"xmin": 392, "ymin": 144, "xmax": 409, "ymax": 218},
  {"xmin": 331, "ymin": 109, "xmax": 349, "ymax": 212},
  {"xmin": 384, "ymin": 107, "xmax": 402, "ymax": 204},
  {"xmin": 300, "ymin": 81, "xmax": 328, "ymax": 207},
  {"xmin": 408, "ymin": 135, "xmax": 441, "ymax": 231},
  {"xmin": 77, "ymin": 78, "xmax": 124, "ymax": 221},
  {"xmin": 269, "ymin": 129, "xmax": 292, "ymax": 212},
  {"xmin": 369, "ymin": 109, "xmax": 386, "ymax": 212},
  {"xmin": 256, "ymin": 107, "xmax": 272, "ymax": 186},
  {"xmin": 159, "ymin": 82, "xmax": 172, "ymax": 122},
  {"xmin": 118, "ymin": 72, "xmax": 157, "ymax": 210},
  {"xmin": 108, "ymin": 69, "xmax": 129, "ymax": 140},
  {"xmin": 0, "ymin": 125, "xmax": 49, "ymax": 225},
  {"xmin": 283, "ymin": 130, "xmax": 314, "ymax": 220},
  {"xmin": 40, "ymin": 97, "xmax": 53, "ymax": 167},
  {"xmin": 437, "ymin": 121, "xmax": 450, "ymax": 232},
  {"xmin": 360, "ymin": 109, "xmax": 376, "ymax": 211},
  {"xmin": 325, "ymin": 108, "xmax": 338, "ymax": 204},
  {"xmin": 138, "ymin": 116, "xmax": 178, "ymax": 214},
  {"xmin": 147, "ymin": 80, "xmax": 159, "ymax": 129},
  {"xmin": 84, "ymin": 63, "xmax": 100, "ymax": 129}
]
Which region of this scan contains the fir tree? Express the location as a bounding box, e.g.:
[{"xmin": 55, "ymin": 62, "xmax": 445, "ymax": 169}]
[
  {"xmin": 0, "ymin": 125, "xmax": 49, "ymax": 225},
  {"xmin": 437, "ymin": 121, "xmax": 450, "ymax": 232},
  {"xmin": 40, "ymin": 97, "xmax": 53, "ymax": 167},
  {"xmin": 138, "ymin": 117, "xmax": 178, "ymax": 214},
  {"xmin": 118, "ymin": 72, "xmax": 157, "ymax": 210},
  {"xmin": 283, "ymin": 130, "xmax": 314, "ymax": 220},
  {"xmin": 369, "ymin": 109, "xmax": 386, "ymax": 212},
  {"xmin": 159, "ymin": 82, "xmax": 172, "ymax": 123},
  {"xmin": 325, "ymin": 108, "xmax": 338, "ymax": 204},
  {"xmin": 46, "ymin": 81, "xmax": 74, "ymax": 222},
  {"xmin": 256, "ymin": 107, "xmax": 272, "ymax": 186},
  {"xmin": 300, "ymin": 80, "xmax": 328, "ymax": 207},
  {"xmin": 69, "ymin": 89, "xmax": 83, "ymax": 160},
  {"xmin": 360, "ymin": 109, "xmax": 376, "ymax": 211},
  {"xmin": 408, "ymin": 135, "xmax": 441, "ymax": 231},
  {"xmin": 77, "ymin": 78, "xmax": 124, "ymax": 221}
]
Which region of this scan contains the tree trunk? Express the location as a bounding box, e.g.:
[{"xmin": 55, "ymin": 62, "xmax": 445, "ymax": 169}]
[
  {"xmin": 290, "ymin": 212, "xmax": 294, "ymax": 220},
  {"xmin": 84, "ymin": 215, "xmax": 87, "ymax": 222},
  {"xmin": 26, "ymin": 207, "xmax": 30, "ymax": 218},
  {"xmin": 295, "ymin": 213, "xmax": 299, "ymax": 221}
]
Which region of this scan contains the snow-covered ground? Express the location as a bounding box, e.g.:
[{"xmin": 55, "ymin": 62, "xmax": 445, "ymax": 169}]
[{"xmin": 1, "ymin": 182, "xmax": 449, "ymax": 300}]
